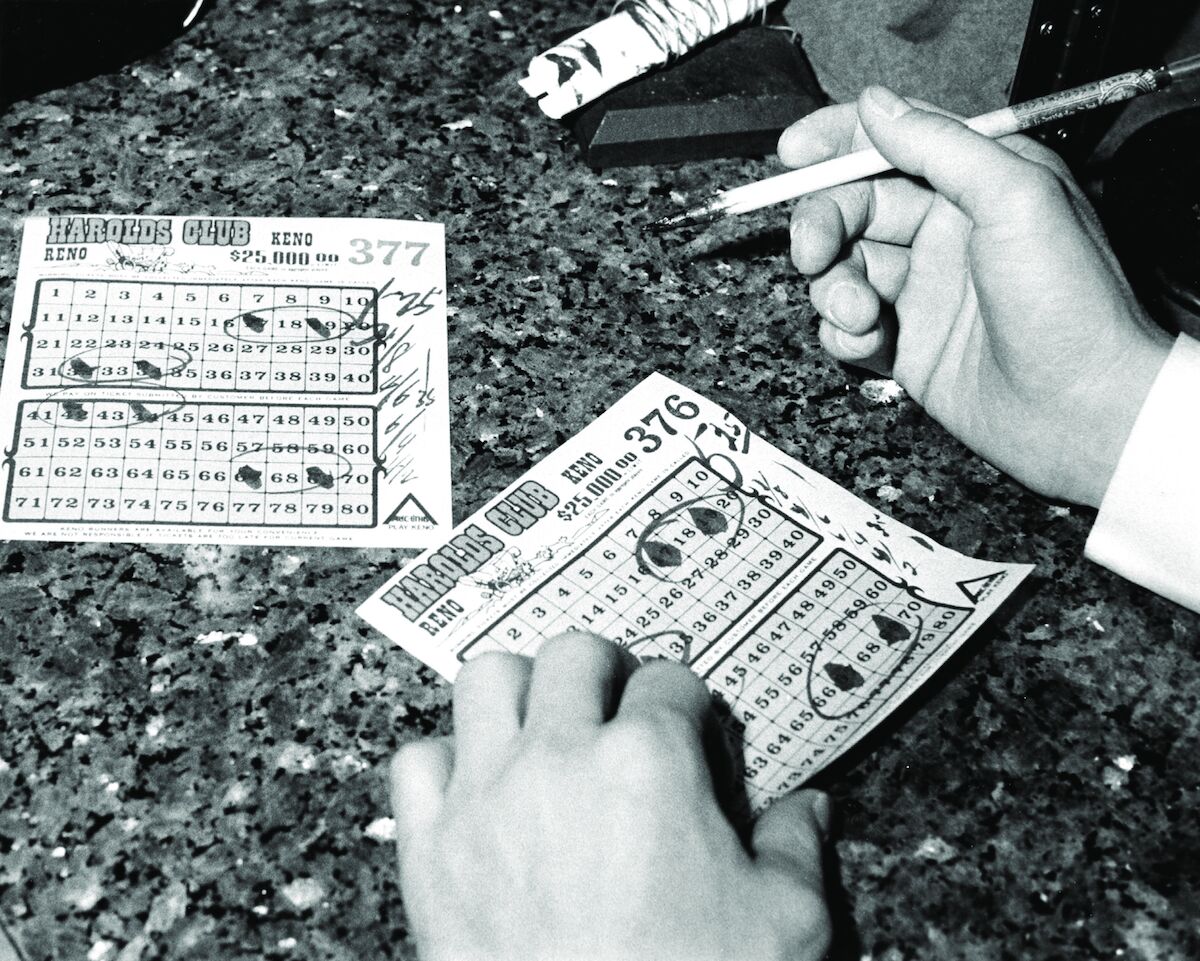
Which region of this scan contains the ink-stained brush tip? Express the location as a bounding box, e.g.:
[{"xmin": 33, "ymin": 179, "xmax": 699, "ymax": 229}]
[
  {"xmin": 648, "ymin": 212, "xmax": 695, "ymax": 233},
  {"xmin": 647, "ymin": 198, "xmax": 728, "ymax": 233}
]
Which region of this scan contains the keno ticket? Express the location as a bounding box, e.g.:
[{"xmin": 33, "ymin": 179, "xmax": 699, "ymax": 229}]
[
  {"xmin": 0, "ymin": 216, "xmax": 450, "ymax": 547},
  {"xmin": 359, "ymin": 373, "xmax": 1033, "ymax": 811}
]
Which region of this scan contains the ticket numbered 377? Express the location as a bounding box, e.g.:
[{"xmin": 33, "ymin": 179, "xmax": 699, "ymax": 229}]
[
  {"xmin": 0, "ymin": 216, "xmax": 450, "ymax": 547},
  {"xmin": 359, "ymin": 372, "xmax": 1033, "ymax": 812}
]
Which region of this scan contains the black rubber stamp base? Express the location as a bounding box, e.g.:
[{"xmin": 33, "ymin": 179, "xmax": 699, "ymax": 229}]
[{"xmin": 568, "ymin": 25, "xmax": 826, "ymax": 168}]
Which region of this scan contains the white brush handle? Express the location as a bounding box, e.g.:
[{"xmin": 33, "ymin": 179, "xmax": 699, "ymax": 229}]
[{"xmin": 720, "ymin": 107, "xmax": 1018, "ymax": 216}]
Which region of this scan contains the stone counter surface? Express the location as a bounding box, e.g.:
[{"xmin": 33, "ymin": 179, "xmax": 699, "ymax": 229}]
[{"xmin": 0, "ymin": 2, "xmax": 1197, "ymax": 959}]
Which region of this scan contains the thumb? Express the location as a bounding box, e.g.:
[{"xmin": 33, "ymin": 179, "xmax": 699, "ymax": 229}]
[
  {"xmin": 390, "ymin": 736, "xmax": 454, "ymax": 860},
  {"xmin": 856, "ymin": 85, "xmax": 1063, "ymax": 232},
  {"xmin": 751, "ymin": 789, "xmax": 832, "ymax": 889}
]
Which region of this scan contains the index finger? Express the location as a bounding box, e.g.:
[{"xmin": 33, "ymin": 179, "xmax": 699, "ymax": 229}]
[
  {"xmin": 777, "ymin": 102, "xmax": 865, "ymax": 169},
  {"xmin": 856, "ymin": 87, "xmax": 1067, "ymax": 231},
  {"xmin": 778, "ymin": 96, "xmax": 962, "ymax": 169}
]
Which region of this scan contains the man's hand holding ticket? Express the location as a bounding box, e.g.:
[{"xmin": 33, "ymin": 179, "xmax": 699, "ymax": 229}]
[{"xmin": 361, "ymin": 371, "xmax": 1032, "ymax": 811}]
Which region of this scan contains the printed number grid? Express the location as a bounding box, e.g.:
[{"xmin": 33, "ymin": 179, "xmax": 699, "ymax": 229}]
[
  {"xmin": 707, "ymin": 548, "xmax": 973, "ymax": 807},
  {"xmin": 25, "ymin": 279, "xmax": 378, "ymax": 394},
  {"xmin": 462, "ymin": 457, "xmax": 823, "ymax": 663},
  {"xmin": 5, "ymin": 400, "xmax": 377, "ymax": 527}
]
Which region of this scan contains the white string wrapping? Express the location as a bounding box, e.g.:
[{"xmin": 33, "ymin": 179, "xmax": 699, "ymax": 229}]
[
  {"xmin": 615, "ymin": 0, "xmax": 768, "ymax": 58},
  {"xmin": 520, "ymin": 0, "xmax": 772, "ymax": 119}
]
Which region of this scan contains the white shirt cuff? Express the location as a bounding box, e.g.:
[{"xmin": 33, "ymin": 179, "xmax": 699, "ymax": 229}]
[{"xmin": 1085, "ymin": 335, "xmax": 1200, "ymax": 612}]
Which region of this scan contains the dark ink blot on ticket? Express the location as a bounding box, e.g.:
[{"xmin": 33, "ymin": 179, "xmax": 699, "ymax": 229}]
[
  {"xmin": 235, "ymin": 465, "xmax": 263, "ymax": 490},
  {"xmin": 242, "ymin": 313, "xmax": 268, "ymax": 333},
  {"xmin": 305, "ymin": 317, "xmax": 332, "ymax": 338},
  {"xmin": 644, "ymin": 540, "xmax": 682, "ymax": 568},
  {"xmin": 825, "ymin": 662, "xmax": 865, "ymax": 691},
  {"xmin": 129, "ymin": 402, "xmax": 157, "ymax": 423},
  {"xmin": 873, "ymin": 614, "xmax": 911, "ymax": 644},
  {"xmin": 62, "ymin": 400, "xmax": 88, "ymax": 421},
  {"xmin": 134, "ymin": 360, "xmax": 163, "ymax": 379},
  {"xmin": 306, "ymin": 466, "xmax": 335, "ymax": 489},
  {"xmin": 69, "ymin": 358, "xmax": 95, "ymax": 378},
  {"xmin": 688, "ymin": 506, "xmax": 728, "ymax": 536}
]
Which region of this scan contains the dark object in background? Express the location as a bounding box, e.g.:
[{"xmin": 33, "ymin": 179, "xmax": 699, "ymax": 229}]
[
  {"xmin": 1010, "ymin": 0, "xmax": 1133, "ymax": 165},
  {"xmin": 1010, "ymin": 0, "xmax": 1197, "ymax": 167},
  {"xmin": 562, "ymin": 0, "xmax": 1193, "ymax": 171},
  {"xmin": 1100, "ymin": 108, "xmax": 1200, "ymax": 340},
  {"xmin": 568, "ymin": 26, "xmax": 824, "ymax": 169},
  {"xmin": 0, "ymin": 0, "xmax": 207, "ymax": 106}
]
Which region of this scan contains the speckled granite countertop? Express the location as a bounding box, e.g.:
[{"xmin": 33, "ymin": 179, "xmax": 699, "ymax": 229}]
[{"xmin": 0, "ymin": 2, "xmax": 1197, "ymax": 959}]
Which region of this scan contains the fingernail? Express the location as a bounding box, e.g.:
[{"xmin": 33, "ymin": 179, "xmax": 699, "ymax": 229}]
[
  {"xmin": 789, "ymin": 216, "xmax": 814, "ymax": 265},
  {"xmin": 864, "ymin": 85, "xmax": 910, "ymax": 120},
  {"xmin": 828, "ymin": 283, "xmax": 861, "ymax": 325},
  {"xmin": 812, "ymin": 793, "xmax": 833, "ymax": 838},
  {"xmin": 777, "ymin": 123, "xmax": 800, "ymax": 156}
]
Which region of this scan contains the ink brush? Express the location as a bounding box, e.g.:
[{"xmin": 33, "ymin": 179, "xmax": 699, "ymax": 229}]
[{"xmin": 651, "ymin": 52, "xmax": 1200, "ymax": 232}]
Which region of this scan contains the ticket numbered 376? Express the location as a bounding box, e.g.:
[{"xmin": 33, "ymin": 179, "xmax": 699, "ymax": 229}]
[{"xmin": 360, "ymin": 372, "xmax": 1032, "ymax": 812}]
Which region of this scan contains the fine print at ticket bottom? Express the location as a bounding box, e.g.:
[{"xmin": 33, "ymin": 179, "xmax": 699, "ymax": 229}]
[
  {"xmin": 0, "ymin": 215, "xmax": 451, "ymax": 548},
  {"xmin": 359, "ymin": 372, "xmax": 1033, "ymax": 811}
]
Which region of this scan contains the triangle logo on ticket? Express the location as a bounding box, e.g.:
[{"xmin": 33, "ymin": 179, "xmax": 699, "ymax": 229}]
[
  {"xmin": 387, "ymin": 493, "xmax": 437, "ymax": 527},
  {"xmin": 357, "ymin": 372, "xmax": 1032, "ymax": 812},
  {"xmin": 0, "ymin": 216, "xmax": 451, "ymax": 548}
]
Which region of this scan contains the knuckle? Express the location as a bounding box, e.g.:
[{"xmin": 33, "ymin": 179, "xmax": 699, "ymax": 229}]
[
  {"xmin": 610, "ymin": 712, "xmax": 667, "ymax": 749},
  {"xmin": 790, "ymin": 193, "xmax": 829, "ymax": 235},
  {"xmin": 790, "ymin": 194, "xmax": 854, "ymax": 274},
  {"xmin": 635, "ymin": 665, "xmax": 712, "ymax": 719},
  {"xmin": 1009, "ymin": 165, "xmax": 1067, "ymax": 217},
  {"xmin": 538, "ymin": 629, "xmax": 615, "ymax": 665},
  {"xmin": 817, "ymin": 318, "xmax": 848, "ymax": 355},
  {"xmin": 391, "ymin": 739, "xmax": 427, "ymax": 774},
  {"xmin": 793, "ymin": 192, "xmax": 836, "ymax": 227},
  {"xmin": 908, "ymin": 109, "xmax": 966, "ymax": 144},
  {"xmin": 634, "ymin": 656, "xmax": 707, "ymax": 695},
  {"xmin": 808, "ymin": 262, "xmax": 848, "ymax": 304},
  {"xmin": 766, "ymin": 886, "xmax": 832, "ymax": 960},
  {"xmin": 923, "ymin": 110, "xmax": 967, "ymax": 133},
  {"xmin": 804, "ymin": 897, "xmax": 833, "ymax": 956},
  {"xmin": 825, "ymin": 181, "xmax": 870, "ymax": 233},
  {"xmin": 456, "ymin": 650, "xmax": 525, "ymax": 689},
  {"xmin": 648, "ymin": 708, "xmax": 700, "ymax": 748},
  {"xmin": 391, "ymin": 739, "xmax": 449, "ymax": 794},
  {"xmin": 796, "ymin": 897, "xmax": 833, "ymax": 957},
  {"xmin": 522, "ymin": 726, "xmax": 581, "ymax": 766},
  {"xmin": 1014, "ymin": 134, "xmax": 1073, "ymax": 177},
  {"xmin": 605, "ymin": 712, "xmax": 697, "ymax": 774}
]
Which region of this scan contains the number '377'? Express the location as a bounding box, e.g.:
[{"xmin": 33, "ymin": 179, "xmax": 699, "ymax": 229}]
[{"xmin": 348, "ymin": 239, "xmax": 431, "ymax": 266}]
